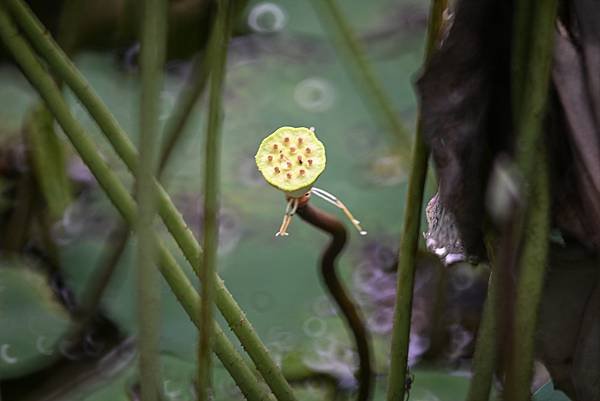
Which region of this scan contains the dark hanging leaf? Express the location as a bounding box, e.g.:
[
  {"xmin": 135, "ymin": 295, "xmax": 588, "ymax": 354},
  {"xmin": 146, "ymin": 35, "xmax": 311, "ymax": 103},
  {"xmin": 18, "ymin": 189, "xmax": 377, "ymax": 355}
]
[
  {"xmin": 416, "ymin": 1, "xmax": 600, "ymax": 399},
  {"xmin": 417, "ymin": 0, "xmax": 512, "ymax": 261}
]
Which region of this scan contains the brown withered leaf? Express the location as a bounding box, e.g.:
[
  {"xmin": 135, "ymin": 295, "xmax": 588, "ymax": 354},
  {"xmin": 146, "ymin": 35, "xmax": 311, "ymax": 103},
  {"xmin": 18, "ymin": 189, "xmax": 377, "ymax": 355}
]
[
  {"xmin": 552, "ymin": 13, "xmax": 600, "ymax": 249},
  {"xmin": 537, "ymin": 246, "xmax": 600, "ymax": 401},
  {"xmin": 417, "ymin": 0, "xmax": 513, "ymax": 260}
]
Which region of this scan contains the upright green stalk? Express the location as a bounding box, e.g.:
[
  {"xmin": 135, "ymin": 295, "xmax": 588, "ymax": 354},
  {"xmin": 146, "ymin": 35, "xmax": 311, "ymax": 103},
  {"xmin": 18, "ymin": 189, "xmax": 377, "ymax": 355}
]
[
  {"xmin": 511, "ymin": 0, "xmax": 534, "ymax": 116},
  {"xmin": 310, "ymin": 0, "xmax": 411, "ymax": 151},
  {"xmin": 24, "ymin": 104, "xmax": 72, "ymax": 220},
  {"xmin": 4, "ymin": 2, "xmax": 298, "ymax": 399},
  {"xmin": 136, "ymin": 0, "xmax": 167, "ymax": 399},
  {"xmin": 158, "ymin": 54, "xmax": 210, "ymax": 173},
  {"xmin": 386, "ymin": 1, "xmax": 445, "ymax": 400},
  {"xmin": 197, "ymin": 1, "xmax": 231, "ymax": 399},
  {"xmin": 385, "ymin": 132, "xmax": 428, "ymax": 401},
  {"xmin": 0, "ymin": 12, "xmax": 276, "ymax": 400},
  {"xmin": 158, "ymin": 244, "xmax": 277, "ymax": 401},
  {"xmin": 465, "ymin": 267, "xmax": 499, "ymax": 401},
  {"xmin": 513, "ymin": 0, "xmax": 557, "ymax": 178},
  {"xmin": 504, "ymin": 150, "xmax": 550, "ymax": 401},
  {"xmin": 504, "ymin": 0, "xmax": 556, "ymax": 399}
]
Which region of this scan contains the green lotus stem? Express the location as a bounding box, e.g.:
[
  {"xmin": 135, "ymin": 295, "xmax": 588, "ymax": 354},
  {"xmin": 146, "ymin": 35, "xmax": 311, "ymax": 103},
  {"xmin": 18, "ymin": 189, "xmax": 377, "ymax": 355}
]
[
  {"xmin": 136, "ymin": 0, "xmax": 167, "ymax": 399},
  {"xmin": 385, "ymin": 131, "xmax": 428, "ymax": 401},
  {"xmin": 24, "ymin": 104, "xmax": 72, "ymax": 220},
  {"xmin": 158, "ymin": 0, "xmax": 250, "ymax": 175},
  {"xmin": 465, "ymin": 268, "xmax": 499, "ymax": 401},
  {"xmin": 72, "ymin": 224, "xmax": 130, "ymax": 338},
  {"xmin": 2, "ymin": 0, "xmax": 200, "ymax": 270},
  {"xmin": 158, "ymin": 52, "xmax": 210, "ymax": 174},
  {"xmin": 197, "ymin": 1, "xmax": 231, "ymax": 398},
  {"xmin": 510, "ymin": 0, "xmax": 533, "ymax": 116},
  {"xmin": 0, "ymin": 11, "xmax": 276, "ymax": 400},
  {"xmin": 505, "ymin": 150, "xmax": 550, "ymax": 401},
  {"xmin": 504, "ymin": 0, "xmax": 556, "ymax": 399},
  {"xmin": 310, "ymin": 0, "xmax": 411, "ymax": 151},
  {"xmin": 158, "ymin": 236, "xmax": 276, "ymax": 401},
  {"xmin": 4, "ymin": 2, "xmax": 297, "ymax": 399},
  {"xmin": 513, "ymin": 0, "xmax": 557, "ymax": 178},
  {"xmin": 386, "ymin": 1, "xmax": 445, "ymax": 400}
]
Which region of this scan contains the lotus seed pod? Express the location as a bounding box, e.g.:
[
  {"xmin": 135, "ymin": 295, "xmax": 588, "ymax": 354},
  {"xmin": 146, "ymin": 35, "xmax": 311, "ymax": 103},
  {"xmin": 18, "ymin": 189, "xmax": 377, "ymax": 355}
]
[{"xmin": 255, "ymin": 126, "xmax": 326, "ymax": 197}]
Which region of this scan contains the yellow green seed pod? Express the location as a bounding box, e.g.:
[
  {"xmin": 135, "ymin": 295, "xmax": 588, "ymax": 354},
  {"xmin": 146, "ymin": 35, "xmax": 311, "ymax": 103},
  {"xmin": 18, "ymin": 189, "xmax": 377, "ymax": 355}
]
[{"xmin": 255, "ymin": 126, "xmax": 326, "ymax": 197}]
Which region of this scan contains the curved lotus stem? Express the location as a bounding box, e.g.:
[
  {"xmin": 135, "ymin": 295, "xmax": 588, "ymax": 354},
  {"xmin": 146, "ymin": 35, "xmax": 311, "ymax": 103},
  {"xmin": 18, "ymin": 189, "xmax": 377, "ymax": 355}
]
[{"xmin": 276, "ymin": 197, "xmax": 299, "ymax": 236}]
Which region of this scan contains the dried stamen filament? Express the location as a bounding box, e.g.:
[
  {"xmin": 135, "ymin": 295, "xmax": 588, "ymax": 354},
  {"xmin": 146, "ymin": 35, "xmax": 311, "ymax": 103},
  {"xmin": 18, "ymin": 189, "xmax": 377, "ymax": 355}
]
[
  {"xmin": 276, "ymin": 197, "xmax": 299, "ymax": 237},
  {"xmin": 311, "ymin": 187, "xmax": 367, "ymax": 235}
]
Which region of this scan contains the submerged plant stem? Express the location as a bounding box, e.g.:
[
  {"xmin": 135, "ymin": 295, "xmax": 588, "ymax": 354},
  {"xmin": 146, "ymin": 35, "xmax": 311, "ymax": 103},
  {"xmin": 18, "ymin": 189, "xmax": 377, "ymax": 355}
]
[
  {"xmin": 197, "ymin": 0, "xmax": 231, "ymax": 399},
  {"xmin": 72, "ymin": 224, "xmax": 130, "ymax": 337},
  {"xmin": 158, "ymin": 56, "xmax": 210, "ymax": 173},
  {"xmin": 386, "ymin": 1, "xmax": 446, "ymax": 400},
  {"xmin": 3, "ymin": 2, "xmax": 296, "ymax": 399},
  {"xmin": 310, "ymin": 0, "xmax": 411, "ymax": 152}
]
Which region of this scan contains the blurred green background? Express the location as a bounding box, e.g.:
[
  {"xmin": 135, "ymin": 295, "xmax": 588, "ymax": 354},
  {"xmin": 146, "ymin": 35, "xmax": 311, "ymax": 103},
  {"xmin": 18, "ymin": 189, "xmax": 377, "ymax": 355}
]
[{"xmin": 0, "ymin": 0, "xmax": 571, "ymax": 400}]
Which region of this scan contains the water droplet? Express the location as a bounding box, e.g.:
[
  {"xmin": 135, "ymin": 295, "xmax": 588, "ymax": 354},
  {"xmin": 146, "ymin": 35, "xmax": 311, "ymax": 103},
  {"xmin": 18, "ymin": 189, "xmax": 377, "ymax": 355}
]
[
  {"xmin": 0, "ymin": 344, "xmax": 18, "ymax": 364},
  {"xmin": 294, "ymin": 77, "xmax": 335, "ymax": 112},
  {"xmin": 247, "ymin": 2, "xmax": 287, "ymax": 33},
  {"xmin": 36, "ymin": 336, "xmax": 54, "ymax": 356},
  {"xmin": 303, "ymin": 316, "xmax": 327, "ymax": 338}
]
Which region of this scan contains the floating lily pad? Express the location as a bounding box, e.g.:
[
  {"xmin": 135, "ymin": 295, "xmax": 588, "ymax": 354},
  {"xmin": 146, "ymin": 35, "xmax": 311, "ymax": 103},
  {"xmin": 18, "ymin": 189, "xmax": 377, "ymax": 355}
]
[{"xmin": 0, "ymin": 259, "xmax": 71, "ymax": 379}]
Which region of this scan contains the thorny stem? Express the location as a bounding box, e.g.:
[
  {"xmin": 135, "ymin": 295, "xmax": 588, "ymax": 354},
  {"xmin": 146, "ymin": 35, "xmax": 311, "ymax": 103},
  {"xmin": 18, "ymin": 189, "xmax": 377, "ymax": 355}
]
[
  {"xmin": 136, "ymin": 0, "xmax": 167, "ymax": 398},
  {"xmin": 386, "ymin": 0, "xmax": 446, "ymax": 400},
  {"xmin": 385, "ymin": 132, "xmax": 428, "ymax": 401},
  {"xmin": 505, "ymin": 149, "xmax": 550, "ymax": 401},
  {"xmin": 465, "ymin": 266, "xmax": 500, "ymax": 401},
  {"xmin": 72, "ymin": 13, "xmax": 217, "ymax": 341},
  {"xmin": 3, "ymin": 2, "xmax": 298, "ymax": 399},
  {"xmin": 3, "ymin": 0, "xmax": 203, "ymax": 271},
  {"xmin": 296, "ymin": 203, "xmax": 373, "ymax": 401},
  {"xmin": 504, "ymin": 0, "xmax": 556, "ymax": 398},
  {"xmin": 469, "ymin": 2, "xmax": 556, "ymax": 399},
  {"xmin": 197, "ymin": 0, "xmax": 231, "ymax": 398},
  {"xmin": 513, "ymin": 0, "xmax": 557, "ymax": 178},
  {"xmin": 25, "ymin": 104, "xmax": 72, "ymax": 220},
  {"xmin": 0, "ymin": 8, "xmax": 277, "ymax": 401}
]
